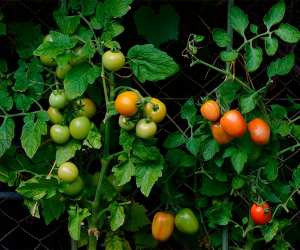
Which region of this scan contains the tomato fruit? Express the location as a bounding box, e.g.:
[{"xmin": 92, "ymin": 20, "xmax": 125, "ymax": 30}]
[
  {"xmin": 40, "ymin": 55, "xmax": 56, "ymax": 66},
  {"xmin": 102, "ymin": 50, "xmax": 125, "ymax": 71},
  {"xmin": 220, "ymin": 110, "xmax": 247, "ymax": 137},
  {"xmin": 175, "ymin": 208, "xmax": 199, "ymax": 234},
  {"xmin": 62, "ymin": 176, "xmax": 84, "ymax": 196},
  {"xmin": 118, "ymin": 115, "xmax": 136, "ymax": 130},
  {"xmin": 211, "ymin": 122, "xmax": 233, "ymax": 144},
  {"xmin": 47, "ymin": 107, "xmax": 63, "ymax": 124},
  {"xmin": 248, "ymin": 118, "xmax": 270, "ymax": 145},
  {"xmin": 144, "ymin": 98, "xmax": 167, "ymax": 123},
  {"xmin": 200, "ymin": 100, "xmax": 220, "ymax": 121},
  {"xmin": 56, "ymin": 64, "xmax": 72, "ymax": 79},
  {"xmin": 114, "ymin": 91, "xmax": 139, "ymax": 117},
  {"xmin": 49, "ymin": 90, "xmax": 67, "ymax": 109},
  {"xmin": 58, "ymin": 162, "xmax": 79, "ymax": 183},
  {"xmin": 76, "ymin": 98, "xmax": 96, "ymax": 118},
  {"xmin": 70, "ymin": 47, "xmax": 88, "ymax": 66},
  {"xmin": 50, "ymin": 125, "xmax": 70, "ymax": 144},
  {"xmin": 135, "ymin": 119, "xmax": 157, "ymax": 139},
  {"xmin": 250, "ymin": 202, "xmax": 272, "ymax": 225},
  {"xmin": 69, "ymin": 116, "xmax": 91, "ymax": 140},
  {"xmin": 152, "ymin": 211, "xmax": 175, "ymax": 241}
]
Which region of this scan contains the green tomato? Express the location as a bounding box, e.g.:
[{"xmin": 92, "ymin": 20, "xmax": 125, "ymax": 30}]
[
  {"xmin": 118, "ymin": 115, "xmax": 135, "ymax": 131},
  {"xmin": 69, "ymin": 116, "xmax": 91, "ymax": 140},
  {"xmin": 50, "ymin": 124, "xmax": 70, "ymax": 144},
  {"xmin": 76, "ymin": 98, "xmax": 96, "ymax": 118},
  {"xmin": 47, "ymin": 107, "xmax": 63, "ymax": 124},
  {"xmin": 49, "ymin": 90, "xmax": 67, "ymax": 109},
  {"xmin": 58, "ymin": 162, "xmax": 79, "ymax": 183},
  {"xmin": 40, "ymin": 55, "xmax": 56, "ymax": 66},
  {"xmin": 102, "ymin": 50, "xmax": 125, "ymax": 71},
  {"xmin": 56, "ymin": 64, "xmax": 72, "ymax": 79},
  {"xmin": 62, "ymin": 176, "xmax": 84, "ymax": 196},
  {"xmin": 135, "ymin": 119, "xmax": 157, "ymax": 139},
  {"xmin": 175, "ymin": 208, "xmax": 199, "ymax": 234},
  {"xmin": 70, "ymin": 47, "xmax": 88, "ymax": 66}
]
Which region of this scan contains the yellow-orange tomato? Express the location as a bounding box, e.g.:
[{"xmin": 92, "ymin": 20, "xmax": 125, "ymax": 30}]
[
  {"xmin": 220, "ymin": 110, "xmax": 247, "ymax": 138},
  {"xmin": 211, "ymin": 123, "xmax": 233, "ymax": 144},
  {"xmin": 200, "ymin": 100, "xmax": 220, "ymax": 121},
  {"xmin": 114, "ymin": 91, "xmax": 139, "ymax": 117},
  {"xmin": 152, "ymin": 211, "xmax": 175, "ymax": 242},
  {"xmin": 248, "ymin": 118, "xmax": 270, "ymax": 145},
  {"xmin": 144, "ymin": 98, "xmax": 167, "ymax": 123}
]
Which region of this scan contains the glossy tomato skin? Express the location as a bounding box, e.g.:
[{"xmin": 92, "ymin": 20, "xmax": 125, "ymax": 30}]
[
  {"xmin": 200, "ymin": 100, "xmax": 220, "ymax": 121},
  {"xmin": 58, "ymin": 162, "xmax": 79, "ymax": 183},
  {"xmin": 144, "ymin": 98, "xmax": 167, "ymax": 123},
  {"xmin": 56, "ymin": 64, "xmax": 72, "ymax": 79},
  {"xmin": 211, "ymin": 123, "xmax": 233, "ymax": 144},
  {"xmin": 102, "ymin": 50, "xmax": 125, "ymax": 71},
  {"xmin": 40, "ymin": 55, "xmax": 56, "ymax": 66},
  {"xmin": 248, "ymin": 118, "xmax": 270, "ymax": 145},
  {"xmin": 152, "ymin": 212, "xmax": 175, "ymax": 241},
  {"xmin": 250, "ymin": 202, "xmax": 272, "ymax": 225},
  {"xmin": 50, "ymin": 125, "xmax": 70, "ymax": 144},
  {"xmin": 49, "ymin": 90, "xmax": 67, "ymax": 109},
  {"xmin": 47, "ymin": 107, "xmax": 63, "ymax": 124},
  {"xmin": 220, "ymin": 110, "xmax": 247, "ymax": 138},
  {"xmin": 175, "ymin": 208, "xmax": 199, "ymax": 234},
  {"xmin": 136, "ymin": 119, "xmax": 157, "ymax": 139},
  {"xmin": 62, "ymin": 176, "xmax": 84, "ymax": 196},
  {"xmin": 69, "ymin": 116, "xmax": 91, "ymax": 140},
  {"xmin": 115, "ymin": 91, "xmax": 139, "ymax": 117},
  {"xmin": 76, "ymin": 98, "xmax": 96, "ymax": 118},
  {"xmin": 118, "ymin": 115, "xmax": 136, "ymax": 130}
]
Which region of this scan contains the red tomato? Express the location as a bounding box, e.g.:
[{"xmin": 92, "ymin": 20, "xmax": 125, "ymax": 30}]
[
  {"xmin": 200, "ymin": 100, "xmax": 220, "ymax": 121},
  {"xmin": 250, "ymin": 202, "xmax": 272, "ymax": 225},
  {"xmin": 211, "ymin": 123, "xmax": 233, "ymax": 144},
  {"xmin": 248, "ymin": 118, "xmax": 270, "ymax": 145},
  {"xmin": 220, "ymin": 110, "xmax": 247, "ymax": 137},
  {"xmin": 152, "ymin": 211, "xmax": 175, "ymax": 241}
]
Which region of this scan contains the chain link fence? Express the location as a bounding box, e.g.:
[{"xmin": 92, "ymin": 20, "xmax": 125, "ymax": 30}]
[{"xmin": 0, "ymin": 0, "xmax": 299, "ymax": 249}]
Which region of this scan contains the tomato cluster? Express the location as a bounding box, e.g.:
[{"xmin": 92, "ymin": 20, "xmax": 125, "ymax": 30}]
[{"xmin": 114, "ymin": 91, "xmax": 167, "ymax": 139}]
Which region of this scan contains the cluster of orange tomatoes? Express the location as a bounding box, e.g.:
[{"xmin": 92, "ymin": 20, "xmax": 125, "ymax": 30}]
[
  {"xmin": 200, "ymin": 100, "xmax": 271, "ymax": 145},
  {"xmin": 114, "ymin": 91, "xmax": 167, "ymax": 139}
]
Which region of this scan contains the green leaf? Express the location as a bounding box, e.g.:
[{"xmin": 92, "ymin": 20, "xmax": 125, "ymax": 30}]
[
  {"xmin": 250, "ymin": 24, "xmax": 258, "ymax": 34},
  {"xmin": 163, "ymin": 131, "xmax": 186, "ymax": 149},
  {"xmin": 90, "ymin": 2, "xmax": 107, "ymax": 30},
  {"xmin": 83, "ymin": 123, "xmax": 102, "ymax": 149},
  {"xmin": 240, "ymin": 92, "xmax": 259, "ymax": 114},
  {"xmin": 104, "ymin": 0, "xmax": 133, "ymax": 18},
  {"xmin": 231, "ymin": 149, "xmax": 248, "ymax": 174},
  {"xmin": 273, "ymin": 239, "xmax": 291, "ymax": 250},
  {"xmin": 229, "ymin": 5, "xmax": 249, "ymax": 37},
  {"xmin": 245, "ymin": 45, "xmax": 263, "ymax": 73},
  {"xmin": 134, "ymin": 5, "xmax": 179, "ymax": 47},
  {"xmin": 101, "ymin": 22, "xmax": 124, "ymax": 42},
  {"xmin": 180, "ymin": 97, "xmax": 197, "ymax": 126},
  {"xmin": 217, "ymin": 79, "xmax": 241, "ymax": 107},
  {"xmin": 292, "ymin": 125, "xmax": 300, "ymax": 140},
  {"xmin": 64, "ymin": 64, "xmax": 100, "ymax": 99},
  {"xmin": 272, "ymin": 120, "xmax": 291, "ymax": 136},
  {"xmin": 124, "ymin": 203, "xmax": 150, "ymax": 232},
  {"xmin": 109, "ymin": 202, "xmax": 125, "ymax": 231},
  {"xmin": 105, "ymin": 234, "xmax": 124, "ymax": 250},
  {"xmin": 264, "ymin": 158, "xmax": 278, "ymax": 181},
  {"xmin": 81, "ymin": 0, "xmax": 97, "ymax": 16},
  {"xmin": 24, "ymin": 199, "xmax": 40, "ymax": 218},
  {"xmin": 212, "ymin": 28, "xmax": 231, "ymax": 48},
  {"xmin": 186, "ymin": 136, "xmax": 203, "ymax": 156},
  {"xmin": 270, "ymin": 104, "xmax": 287, "ymax": 119},
  {"xmin": 264, "ymin": 36, "xmax": 279, "ymax": 56},
  {"xmin": 21, "ymin": 112, "xmax": 48, "ymax": 158},
  {"xmin": 267, "ymin": 53, "xmax": 295, "ymax": 78},
  {"xmin": 127, "ymin": 44, "xmax": 179, "ymax": 83},
  {"xmin": 292, "ymin": 165, "xmax": 300, "ymax": 188},
  {"xmin": 200, "ymin": 177, "xmax": 230, "ymax": 197},
  {"xmin": 232, "ymin": 176, "xmax": 245, "ymax": 190},
  {"xmin": 263, "ymin": 0, "xmax": 286, "ymax": 29},
  {"xmin": 0, "ymin": 58, "xmax": 8, "ymax": 73},
  {"xmin": 203, "ymin": 139, "xmax": 220, "ymax": 161},
  {"xmin": 41, "ymin": 195, "xmax": 65, "ymax": 225},
  {"xmin": 207, "ymin": 201, "xmax": 233, "ymax": 227},
  {"xmin": 133, "ymin": 141, "xmax": 161, "ymax": 162},
  {"xmin": 56, "ymin": 139, "xmax": 82, "ymax": 166},
  {"xmin": 274, "ymin": 23, "xmax": 300, "ymax": 43},
  {"xmin": 119, "ymin": 129, "xmax": 135, "ymax": 152},
  {"xmin": 166, "ymin": 149, "xmax": 196, "ymax": 168},
  {"xmin": 0, "ymin": 118, "xmax": 15, "ymax": 158},
  {"xmin": 54, "ymin": 10, "xmax": 80, "ymax": 35},
  {"xmin": 134, "ymin": 232, "xmax": 157, "ymax": 249},
  {"xmin": 220, "ymin": 50, "xmax": 239, "ymax": 62},
  {"xmin": 112, "ymin": 160, "xmax": 135, "ymax": 186},
  {"xmin": 0, "ymin": 22, "xmax": 6, "ymax": 35},
  {"xmin": 262, "ymin": 221, "xmax": 279, "ymax": 242},
  {"xmin": 68, "ymin": 206, "xmax": 91, "ymax": 241}
]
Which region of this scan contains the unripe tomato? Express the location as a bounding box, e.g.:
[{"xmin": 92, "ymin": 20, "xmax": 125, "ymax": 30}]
[
  {"xmin": 62, "ymin": 176, "xmax": 84, "ymax": 196},
  {"xmin": 70, "ymin": 47, "xmax": 88, "ymax": 66},
  {"xmin": 248, "ymin": 118, "xmax": 270, "ymax": 145},
  {"xmin": 118, "ymin": 115, "xmax": 136, "ymax": 131},
  {"xmin": 200, "ymin": 100, "xmax": 220, "ymax": 121},
  {"xmin": 175, "ymin": 208, "xmax": 199, "ymax": 234},
  {"xmin": 69, "ymin": 116, "xmax": 91, "ymax": 140},
  {"xmin": 250, "ymin": 202, "xmax": 272, "ymax": 225},
  {"xmin": 115, "ymin": 91, "xmax": 139, "ymax": 117},
  {"xmin": 40, "ymin": 55, "xmax": 56, "ymax": 66},
  {"xmin": 50, "ymin": 125, "xmax": 70, "ymax": 144},
  {"xmin": 135, "ymin": 119, "xmax": 157, "ymax": 139},
  {"xmin": 56, "ymin": 64, "xmax": 72, "ymax": 79},
  {"xmin": 49, "ymin": 90, "xmax": 67, "ymax": 109},
  {"xmin": 220, "ymin": 110, "xmax": 247, "ymax": 138},
  {"xmin": 144, "ymin": 98, "xmax": 167, "ymax": 123},
  {"xmin": 152, "ymin": 211, "xmax": 175, "ymax": 241},
  {"xmin": 210, "ymin": 123, "xmax": 233, "ymax": 144},
  {"xmin": 76, "ymin": 98, "xmax": 96, "ymax": 118},
  {"xmin": 58, "ymin": 162, "xmax": 79, "ymax": 183},
  {"xmin": 47, "ymin": 107, "xmax": 63, "ymax": 124},
  {"xmin": 102, "ymin": 50, "xmax": 125, "ymax": 71}
]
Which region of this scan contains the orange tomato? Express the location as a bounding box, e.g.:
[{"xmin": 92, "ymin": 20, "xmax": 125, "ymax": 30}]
[
  {"xmin": 151, "ymin": 211, "xmax": 174, "ymax": 241},
  {"xmin": 200, "ymin": 100, "xmax": 220, "ymax": 121},
  {"xmin": 114, "ymin": 91, "xmax": 139, "ymax": 117},
  {"xmin": 220, "ymin": 110, "xmax": 247, "ymax": 137},
  {"xmin": 211, "ymin": 123, "xmax": 233, "ymax": 144},
  {"xmin": 248, "ymin": 118, "xmax": 270, "ymax": 145}
]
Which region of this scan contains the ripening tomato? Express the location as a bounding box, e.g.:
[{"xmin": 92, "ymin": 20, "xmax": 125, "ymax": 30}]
[
  {"xmin": 200, "ymin": 100, "xmax": 220, "ymax": 121},
  {"xmin": 114, "ymin": 91, "xmax": 139, "ymax": 117},
  {"xmin": 248, "ymin": 118, "xmax": 270, "ymax": 145},
  {"xmin": 118, "ymin": 115, "xmax": 136, "ymax": 130},
  {"xmin": 144, "ymin": 98, "xmax": 167, "ymax": 123},
  {"xmin": 69, "ymin": 116, "xmax": 91, "ymax": 140},
  {"xmin": 47, "ymin": 107, "xmax": 63, "ymax": 124},
  {"xmin": 56, "ymin": 64, "xmax": 72, "ymax": 79},
  {"xmin": 175, "ymin": 208, "xmax": 199, "ymax": 234},
  {"xmin": 50, "ymin": 125, "xmax": 70, "ymax": 144},
  {"xmin": 49, "ymin": 90, "xmax": 67, "ymax": 109},
  {"xmin": 152, "ymin": 211, "xmax": 175, "ymax": 241},
  {"xmin": 58, "ymin": 162, "xmax": 79, "ymax": 183},
  {"xmin": 210, "ymin": 123, "xmax": 233, "ymax": 144},
  {"xmin": 102, "ymin": 50, "xmax": 125, "ymax": 71},
  {"xmin": 220, "ymin": 110, "xmax": 247, "ymax": 137},
  {"xmin": 62, "ymin": 176, "xmax": 84, "ymax": 196},
  {"xmin": 135, "ymin": 119, "xmax": 157, "ymax": 139},
  {"xmin": 76, "ymin": 98, "xmax": 96, "ymax": 118},
  {"xmin": 250, "ymin": 202, "xmax": 272, "ymax": 225},
  {"xmin": 40, "ymin": 55, "xmax": 56, "ymax": 66}
]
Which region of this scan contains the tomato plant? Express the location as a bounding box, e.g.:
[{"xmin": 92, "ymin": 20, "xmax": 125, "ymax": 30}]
[
  {"xmin": 200, "ymin": 100, "xmax": 220, "ymax": 121},
  {"xmin": 76, "ymin": 98, "xmax": 96, "ymax": 118},
  {"xmin": 151, "ymin": 211, "xmax": 175, "ymax": 241},
  {"xmin": 135, "ymin": 119, "xmax": 157, "ymax": 139},
  {"xmin": 56, "ymin": 64, "xmax": 72, "ymax": 79},
  {"xmin": 57, "ymin": 162, "xmax": 79, "ymax": 183},
  {"xmin": 49, "ymin": 90, "xmax": 67, "ymax": 109},
  {"xmin": 47, "ymin": 107, "xmax": 63, "ymax": 124},
  {"xmin": 118, "ymin": 115, "xmax": 136, "ymax": 131},
  {"xmin": 250, "ymin": 202, "xmax": 272, "ymax": 225},
  {"xmin": 114, "ymin": 91, "xmax": 139, "ymax": 117},
  {"xmin": 69, "ymin": 116, "xmax": 91, "ymax": 140},
  {"xmin": 62, "ymin": 176, "xmax": 84, "ymax": 196},
  {"xmin": 248, "ymin": 118, "xmax": 270, "ymax": 145},
  {"xmin": 211, "ymin": 122, "xmax": 233, "ymax": 144},
  {"xmin": 175, "ymin": 208, "xmax": 199, "ymax": 234},
  {"xmin": 144, "ymin": 97, "xmax": 167, "ymax": 123},
  {"xmin": 220, "ymin": 110, "xmax": 247, "ymax": 138},
  {"xmin": 50, "ymin": 124, "xmax": 70, "ymax": 144},
  {"xmin": 102, "ymin": 50, "xmax": 126, "ymax": 72}
]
